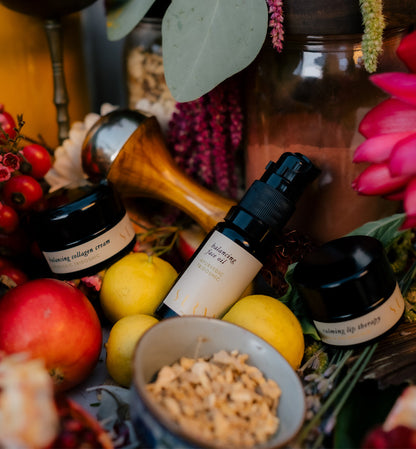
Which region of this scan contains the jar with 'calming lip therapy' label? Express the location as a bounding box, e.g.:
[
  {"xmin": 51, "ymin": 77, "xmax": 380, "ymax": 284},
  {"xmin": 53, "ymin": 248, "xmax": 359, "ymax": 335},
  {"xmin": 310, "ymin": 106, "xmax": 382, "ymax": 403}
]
[
  {"xmin": 293, "ymin": 235, "xmax": 405, "ymax": 347},
  {"xmin": 30, "ymin": 180, "xmax": 136, "ymax": 280}
]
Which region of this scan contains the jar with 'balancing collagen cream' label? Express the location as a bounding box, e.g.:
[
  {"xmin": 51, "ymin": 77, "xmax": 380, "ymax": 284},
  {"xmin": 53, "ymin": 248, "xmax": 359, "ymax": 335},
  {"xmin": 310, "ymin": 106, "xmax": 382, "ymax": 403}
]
[
  {"xmin": 30, "ymin": 180, "xmax": 136, "ymax": 279},
  {"xmin": 294, "ymin": 235, "xmax": 405, "ymax": 347}
]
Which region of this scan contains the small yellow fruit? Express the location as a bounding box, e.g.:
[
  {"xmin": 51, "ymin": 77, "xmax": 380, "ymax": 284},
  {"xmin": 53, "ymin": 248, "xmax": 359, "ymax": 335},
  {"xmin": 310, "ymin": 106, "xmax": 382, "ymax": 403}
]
[
  {"xmin": 222, "ymin": 294, "xmax": 304, "ymax": 369},
  {"xmin": 100, "ymin": 252, "xmax": 177, "ymax": 323},
  {"xmin": 105, "ymin": 314, "xmax": 159, "ymax": 387}
]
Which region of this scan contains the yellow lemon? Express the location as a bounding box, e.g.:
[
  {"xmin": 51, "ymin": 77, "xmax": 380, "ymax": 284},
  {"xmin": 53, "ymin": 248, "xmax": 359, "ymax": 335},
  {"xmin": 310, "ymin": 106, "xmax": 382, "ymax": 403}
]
[
  {"xmin": 100, "ymin": 252, "xmax": 178, "ymax": 323},
  {"xmin": 105, "ymin": 314, "xmax": 159, "ymax": 387},
  {"xmin": 222, "ymin": 294, "xmax": 304, "ymax": 369}
]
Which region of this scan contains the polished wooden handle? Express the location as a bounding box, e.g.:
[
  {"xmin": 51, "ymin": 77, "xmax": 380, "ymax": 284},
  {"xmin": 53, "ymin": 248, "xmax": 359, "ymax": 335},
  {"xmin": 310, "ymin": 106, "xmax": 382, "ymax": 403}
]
[{"xmin": 107, "ymin": 116, "xmax": 236, "ymax": 232}]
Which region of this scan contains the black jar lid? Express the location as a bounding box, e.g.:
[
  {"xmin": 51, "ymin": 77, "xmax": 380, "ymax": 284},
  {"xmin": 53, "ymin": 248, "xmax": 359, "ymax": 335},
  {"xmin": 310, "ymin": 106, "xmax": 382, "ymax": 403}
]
[
  {"xmin": 30, "ymin": 180, "xmax": 127, "ymax": 250},
  {"xmin": 293, "ymin": 235, "xmax": 397, "ymax": 322}
]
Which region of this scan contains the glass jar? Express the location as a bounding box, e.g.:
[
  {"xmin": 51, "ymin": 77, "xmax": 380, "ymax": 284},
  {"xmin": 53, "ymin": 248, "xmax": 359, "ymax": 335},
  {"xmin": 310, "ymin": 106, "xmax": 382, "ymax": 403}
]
[
  {"xmin": 124, "ymin": 16, "xmax": 175, "ymax": 134},
  {"xmin": 245, "ymin": 28, "xmax": 409, "ymax": 244}
]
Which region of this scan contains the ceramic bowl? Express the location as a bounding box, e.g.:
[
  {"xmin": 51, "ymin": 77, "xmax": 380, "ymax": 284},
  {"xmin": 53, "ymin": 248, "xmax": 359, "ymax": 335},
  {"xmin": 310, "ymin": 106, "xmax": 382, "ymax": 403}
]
[{"xmin": 130, "ymin": 316, "xmax": 306, "ymax": 449}]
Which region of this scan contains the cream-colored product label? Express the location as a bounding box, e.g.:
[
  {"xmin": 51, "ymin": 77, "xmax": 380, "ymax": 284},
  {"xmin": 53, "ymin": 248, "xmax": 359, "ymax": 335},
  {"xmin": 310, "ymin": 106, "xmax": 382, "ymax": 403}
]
[
  {"xmin": 43, "ymin": 213, "xmax": 135, "ymax": 274},
  {"xmin": 163, "ymin": 230, "xmax": 263, "ymax": 318},
  {"xmin": 314, "ymin": 283, "xmax": 404, "ymax": 346}
]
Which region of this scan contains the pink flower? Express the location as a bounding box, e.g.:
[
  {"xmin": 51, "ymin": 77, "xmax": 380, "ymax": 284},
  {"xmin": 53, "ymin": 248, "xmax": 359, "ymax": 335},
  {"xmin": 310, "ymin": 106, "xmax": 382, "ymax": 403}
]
[
  {"xmin": 2, "ymin": 152, "xmax": 20, "ymax": 171},
  {"xmin": 352, "ymin": 30, "xmax": 416, "ymax": 229},
  {"xmin": 266, "ymin": 0, "xmax": 284, "ymax": 53},
  {"xmin": 0, "ymin": 165, "xmax": 11, "ymax": 182}
]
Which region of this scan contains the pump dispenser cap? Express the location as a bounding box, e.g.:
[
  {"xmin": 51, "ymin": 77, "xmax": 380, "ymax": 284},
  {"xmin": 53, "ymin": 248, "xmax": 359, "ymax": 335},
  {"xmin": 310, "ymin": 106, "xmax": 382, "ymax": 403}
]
[
  {"xmin": 233, "ymin": 153, "xmax": 319, "ymax": 232},
  {"xmin": 261, "ymin": 153, "xmax": 320, "ymax": 202}
]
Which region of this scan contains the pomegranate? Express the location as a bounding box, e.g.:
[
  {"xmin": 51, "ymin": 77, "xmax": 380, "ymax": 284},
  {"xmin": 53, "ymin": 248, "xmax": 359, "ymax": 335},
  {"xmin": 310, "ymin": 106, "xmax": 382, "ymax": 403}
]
[
  {"xmin": 0, "ymin": 278, "xmax": 102, "ymax": 392},
  {"xmin": 177, "ymin": 224, "xmax": 205, "ymax": 261}
]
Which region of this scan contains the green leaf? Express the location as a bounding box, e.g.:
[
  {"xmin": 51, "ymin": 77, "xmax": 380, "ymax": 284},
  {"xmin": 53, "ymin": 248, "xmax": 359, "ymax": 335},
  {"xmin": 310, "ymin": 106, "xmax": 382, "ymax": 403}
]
[
  {"xmin": 162, "ymin": 0, "xmax": 268, "ymax": 102},
  {"xmin": 346, "ymin": 212, "xmax": 406, "ymax": 246},
  {"xmin": 106, "ymin": 0, "xmax": 157, "ymax": 41}
]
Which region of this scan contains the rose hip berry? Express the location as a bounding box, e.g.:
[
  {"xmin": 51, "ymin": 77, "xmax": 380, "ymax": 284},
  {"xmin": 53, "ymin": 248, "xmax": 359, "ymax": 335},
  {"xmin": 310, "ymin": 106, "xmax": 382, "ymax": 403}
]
[
  {"xmin": 20, "ymin": 144, "xmax": 52, "ymax": 179},
  {"xmin": 0, "ymin": 104, "xmax": 16, "ymax": 143},
  {"xmin": 3, "ymin": 174, "xmax": 43, "ymax": 210},
  {"xmin": 0, "ymin": 203, "xmax": 19, "ymax": 234}
]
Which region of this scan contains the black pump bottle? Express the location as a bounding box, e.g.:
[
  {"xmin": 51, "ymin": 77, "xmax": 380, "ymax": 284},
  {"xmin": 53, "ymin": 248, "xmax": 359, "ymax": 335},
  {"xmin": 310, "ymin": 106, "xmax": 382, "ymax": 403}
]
[{"xmin": 156, "ymin": 152, "xmax": 319, "ymax": 319}]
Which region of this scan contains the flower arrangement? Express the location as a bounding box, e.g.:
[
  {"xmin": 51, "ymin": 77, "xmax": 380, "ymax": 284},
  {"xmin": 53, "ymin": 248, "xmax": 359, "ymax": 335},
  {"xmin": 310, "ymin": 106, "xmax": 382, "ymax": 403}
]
[{"xmin": 105, "ymin": 0, "xmax": 387, "ymax": 103}]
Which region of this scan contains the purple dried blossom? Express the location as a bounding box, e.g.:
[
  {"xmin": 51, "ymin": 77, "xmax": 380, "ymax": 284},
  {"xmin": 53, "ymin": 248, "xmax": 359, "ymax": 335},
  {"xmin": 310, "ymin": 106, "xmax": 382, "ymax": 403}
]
[
  {"xmin": 168, "ymin": 78, "xmax": 244, "ymax": 198},
  {"xmin": 227, "ymin": 80, "xmax": 244, "ymax": 154},
  {"xmin": 266, "ymin": 0, "xmax": 284, "ymax": 52},
  {"xmin": 207, "ymin": 83, "xmax": 230, "ymax": 194},
  {"xmin": 168, "ymin": 101, "xmax": 195, "ymax": 168},
  {"xmin": 193, "ymin": 96, "xmax": 215, "ymax": 187}
]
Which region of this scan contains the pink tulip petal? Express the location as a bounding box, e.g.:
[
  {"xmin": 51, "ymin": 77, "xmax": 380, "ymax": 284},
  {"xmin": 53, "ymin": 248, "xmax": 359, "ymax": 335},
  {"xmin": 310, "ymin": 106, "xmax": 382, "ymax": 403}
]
[
  {"xmin": 352, "ymin": 163, "xmax": 411, "ymax": 195},
  {"xmin": 370, "ymin": 73, "xmax": 416, "ymax": 107},
  {"xmin": 389, "ymin": 134, "xmax": 416, "ymax": 176},
  {"xmin": 397, "ymin": 30, "xmax": 416, "ymax": 74},
  {"xmin": 384, "ymin": 189, "xmax": 405, "ymax": 201},
  {"xmin": 399, "ymin": 214, "xmax": 416, "ymax": 230},
  {"xmin": 359, "ymin": 98, "xmax": 416, "ymax": 138},
  {"xmin": 353, "ymin": 132, "xmax": 413, "ymax": 163},
  {"xmin": 403, "ymin": 178, "xmax": 416, "ymax": 216}
]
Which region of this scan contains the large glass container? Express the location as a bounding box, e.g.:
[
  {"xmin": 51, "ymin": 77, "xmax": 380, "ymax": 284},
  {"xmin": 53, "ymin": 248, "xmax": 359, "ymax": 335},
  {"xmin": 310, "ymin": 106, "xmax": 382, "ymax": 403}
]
[
  {"xmin": 245, "ymin": 28, "xmax": 409, "ymax": 244},
  {"xmin": 124, "ymin": 15, "xmax": 175, "ymax": 134}
]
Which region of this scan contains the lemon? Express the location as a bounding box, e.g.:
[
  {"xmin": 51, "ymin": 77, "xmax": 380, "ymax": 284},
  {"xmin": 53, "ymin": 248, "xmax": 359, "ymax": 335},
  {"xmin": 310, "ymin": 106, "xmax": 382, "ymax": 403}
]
[
  {"xmin": 100, "ymin": 252, "xmax": 178, "ymax": 323},
  {"xmin": 222, "ymin": 294, "xmax": 304, "ymax": 369},
  {"xmin": 105, "ymin": 314, "xmax": 159, "ymax": 387}
]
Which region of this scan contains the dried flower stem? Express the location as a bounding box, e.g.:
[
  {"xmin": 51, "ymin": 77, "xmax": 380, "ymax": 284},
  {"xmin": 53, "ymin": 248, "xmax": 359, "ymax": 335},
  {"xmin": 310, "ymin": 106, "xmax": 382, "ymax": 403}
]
[
  {"xmin": 266, "ymin": 0, "xmax": 284, "ymax": 52},
  {"xmin": 295, "ymin": 345, "xmax": 377, "ymax": 448},
  {"xmin": 168, "ymin": 78, "xmax": 243, "ymax": 198},
  {"xmin": 360, "ymin": 0, "xmax": 385, "ymax": 73},
  {"xmin": 135, "ymin": 225, "xmax": 180, "ymax": 257}
]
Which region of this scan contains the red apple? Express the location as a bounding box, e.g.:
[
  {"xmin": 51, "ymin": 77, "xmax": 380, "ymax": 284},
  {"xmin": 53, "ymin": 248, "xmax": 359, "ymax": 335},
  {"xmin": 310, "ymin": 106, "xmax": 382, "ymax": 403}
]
[
  {"xmin": 0, "ymin": 278, "xmax": 102, "ymax": 392},
  {"xmin": 177, "ymin": 224, "xmax": 206, "ymax": 261}
]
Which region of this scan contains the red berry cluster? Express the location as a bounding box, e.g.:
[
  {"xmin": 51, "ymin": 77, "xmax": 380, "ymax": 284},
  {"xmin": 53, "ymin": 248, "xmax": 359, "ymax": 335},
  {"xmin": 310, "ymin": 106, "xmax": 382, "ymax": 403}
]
[
  {"xmin": 362, "ymin": 425, "xmax": 416, "ymax": 449},
  {"xmin": 0, "ymin": 104, "xmax": 52, "ymax": 235}
]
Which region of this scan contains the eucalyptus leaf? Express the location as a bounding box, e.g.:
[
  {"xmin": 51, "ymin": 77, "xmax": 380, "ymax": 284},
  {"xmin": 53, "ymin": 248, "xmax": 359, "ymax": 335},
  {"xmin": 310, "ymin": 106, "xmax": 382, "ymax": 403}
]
[
  {"xmin": 162, "ymin": 0, "xmax": 268, "ymax": 102},
  {"xmin": 106, "ymin": 0, "xmax": 156, "ymax": 41},
  {"xmin": 346, "ymin": 212, "xmax": 406, "ymax": 246}
]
